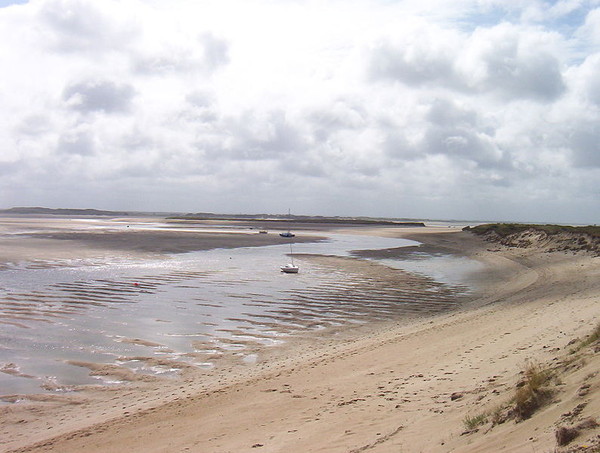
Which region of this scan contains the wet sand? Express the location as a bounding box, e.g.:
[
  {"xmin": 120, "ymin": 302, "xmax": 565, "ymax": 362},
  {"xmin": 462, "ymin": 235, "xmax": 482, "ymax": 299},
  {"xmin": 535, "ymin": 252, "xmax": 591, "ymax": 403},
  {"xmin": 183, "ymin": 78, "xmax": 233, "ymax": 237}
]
[
  {"xmin": 1, "ymin": 220, "xmax": 599, "ymax": 452},
  {"xmin": 0, "ymin": 216, "xmax": 325, "ymax": 265}
]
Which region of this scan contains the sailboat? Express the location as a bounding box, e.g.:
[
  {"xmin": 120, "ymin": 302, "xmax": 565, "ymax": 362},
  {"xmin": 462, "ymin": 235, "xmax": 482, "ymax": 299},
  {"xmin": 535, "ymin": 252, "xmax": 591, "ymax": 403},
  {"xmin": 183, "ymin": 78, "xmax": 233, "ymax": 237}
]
[
  {"xmin": 281, "ymin": 241, "xmax": 299, "ymax": 273},
  {"xmin": 279, "ymin": 209, "xmax": 295, "ymax": 237}
]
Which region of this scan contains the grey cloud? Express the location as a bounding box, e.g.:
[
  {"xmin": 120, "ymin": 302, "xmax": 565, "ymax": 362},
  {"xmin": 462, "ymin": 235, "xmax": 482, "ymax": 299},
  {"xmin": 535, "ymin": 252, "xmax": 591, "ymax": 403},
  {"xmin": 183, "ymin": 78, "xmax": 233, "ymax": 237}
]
[
  {"xmin": 63, "ymin": 80, "xmax": 135, "ymax": 113},
  {"xmin": 0, "ymin": 160, "xmax": 25, "ymax": 176},
  {"xmin": 368, "ymin": 41, "xmax": 456, "ymax": 86},
  {"xmin": 181, "ymin": 91, "xmax": 218, "ymax": 123},
  {"xmin": 134, "ymin": 52, "xmax": 198, "ymax": 75},
  {"xmin": 421, "ymin": 126, "xmax": 505, "ymax": 169},
  {"xmin": 16, "ymin": 114, "xmax": 52, "ymax": 136},
  {"xmin": 382, "ymin": 131, "xmax": 420, "ymax": 160},
  {"xmin": 586, "ymin": 75, "xmax": 600, "ymax": 105},
  {"xmin": 581, "ymin": 55, "xmax": 600, "ymax": 105},
  {"xmin": 119, "ymin": 130, "xmax": 157, "ymax": 152},
  {"xmin": 308, "ymin": 101, "xmax": 367, "ymax": 141},
  {"xmin": 57, "ymin": 130, "xmax": 95, "ymax": 155},
  {"xmin": 426, "ymin": 98, "xmax": 477, "ymax": 128},
  {"xmin": 368, "ymin": 28, "xmax": 565, "ymax": 102},
  {"xmin": 39, "ymin": 0, "xmax": 137, "ymax": 53},
  {"xmin": 200, "ymin": 33, "xmax": 229, "ymax": 69},
  {"xmin": 569, "ymin": 126, "xmax": 600, "ymax": 167},
  {"xmin": 278, "ymin": 156, "xmax": 326, "ymax": 178},
  {"xmin": 186, "ymin": 91, "xmax": 214, "ymax": 108},
  {"xmin": 213, "ymin": 111, "xmax": 305, "ymax": 161},
  {"xmin": 418, "ymin": 99, "xmax": 506, "ymax": 169},
  {"xmin": 477, "ymin": 43, "xmax": 565, "ymax": 101},
  {"xmin": 133, "ymin": 34, "xmax": 229, "ymax": 75}
]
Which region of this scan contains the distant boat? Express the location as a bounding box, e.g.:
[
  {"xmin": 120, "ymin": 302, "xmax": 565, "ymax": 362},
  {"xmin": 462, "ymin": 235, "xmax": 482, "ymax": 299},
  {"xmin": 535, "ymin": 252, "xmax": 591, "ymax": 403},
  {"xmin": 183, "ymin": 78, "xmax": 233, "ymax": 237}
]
[
  {"xmin": 281, "ymin": 241, "xmax": 299, "ymax": 273},
  {"xmin": 280, "ymin": 209, "xmax": 295, "ymax": 237},
  {"xmin": 281, "ymin": 263, "xmax": 299, "ymax": 273},
  {"xmin": 259, "ymin": 230, "xmax": 268, "ymax": 234}
]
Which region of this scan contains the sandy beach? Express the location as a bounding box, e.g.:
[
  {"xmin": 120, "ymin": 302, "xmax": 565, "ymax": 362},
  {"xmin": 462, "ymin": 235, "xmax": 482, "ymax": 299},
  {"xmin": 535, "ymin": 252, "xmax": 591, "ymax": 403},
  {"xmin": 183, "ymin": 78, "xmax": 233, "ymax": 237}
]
[{"xmin": 1, "ymin": 218, "xmax": 599, "ymax": 452}]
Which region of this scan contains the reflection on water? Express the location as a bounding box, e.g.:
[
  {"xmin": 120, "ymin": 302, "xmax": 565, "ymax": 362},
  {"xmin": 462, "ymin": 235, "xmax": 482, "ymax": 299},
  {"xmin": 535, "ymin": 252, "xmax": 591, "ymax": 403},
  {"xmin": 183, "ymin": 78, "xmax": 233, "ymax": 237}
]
[
  {"xmin": 0, "ymin": 233, "xmax": 475, "ymax": 397},
  {"xmin": 376, "ymin": 254, "xmax": 484, "ymax": 287}
]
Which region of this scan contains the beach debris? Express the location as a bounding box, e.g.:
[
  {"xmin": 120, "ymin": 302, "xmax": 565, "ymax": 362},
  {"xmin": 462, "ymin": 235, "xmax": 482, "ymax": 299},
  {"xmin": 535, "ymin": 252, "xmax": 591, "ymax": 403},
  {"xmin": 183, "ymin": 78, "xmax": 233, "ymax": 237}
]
[
  {"xmin": 450, "ymin": 392, "xmax": 463, "ymax": 401},
  {"xmin": 561, "ymin": 402, "xmax": 588, "ymax": 421},
  {"xmin": 0, "ymin": 363, "xmax": 35, "ymax": 379},
  {"xmin": 556, "ymin": 426, "xmax": 579, "ymax": 446},
  {"xmin": 577, "ymin": 384, "xmax": 591, "ymax": 397},
  {"xmin": 576, "ymin": 417, "xmax": 599, "ymax": 430}
]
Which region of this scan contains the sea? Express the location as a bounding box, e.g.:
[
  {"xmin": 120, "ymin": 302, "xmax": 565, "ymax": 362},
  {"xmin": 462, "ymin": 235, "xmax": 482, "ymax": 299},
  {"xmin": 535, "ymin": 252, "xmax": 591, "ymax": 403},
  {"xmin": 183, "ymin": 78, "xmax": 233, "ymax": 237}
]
[{"xmin": 0, "ymin": 220, "xmax": 481, "ymax": 398}]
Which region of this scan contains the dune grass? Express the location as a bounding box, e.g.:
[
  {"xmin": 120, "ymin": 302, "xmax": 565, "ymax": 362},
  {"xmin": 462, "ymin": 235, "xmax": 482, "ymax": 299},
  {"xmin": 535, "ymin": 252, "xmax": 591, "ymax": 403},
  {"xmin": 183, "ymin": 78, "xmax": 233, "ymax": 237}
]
[
  {"xmin": 512, "ymin": 362, "xmax": 554, "ymax": 420},
  {"xmin": 463, "ymin": 413, "xmax": 488, "ymax": 430},
  {"xmin": 581, "ymin": 322, "xmax": 600, "ymax": 348},
  {"xmin": 463, "ymin": 223, "xmax": 600, "ymax": 238}
]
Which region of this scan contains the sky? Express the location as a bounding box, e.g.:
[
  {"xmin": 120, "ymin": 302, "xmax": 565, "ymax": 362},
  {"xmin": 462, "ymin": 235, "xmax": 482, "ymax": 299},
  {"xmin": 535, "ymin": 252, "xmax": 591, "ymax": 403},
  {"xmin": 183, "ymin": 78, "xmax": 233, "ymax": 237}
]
[{"xmin": 0, "ymin": 0, "xmax": 599, "ymax": 223}]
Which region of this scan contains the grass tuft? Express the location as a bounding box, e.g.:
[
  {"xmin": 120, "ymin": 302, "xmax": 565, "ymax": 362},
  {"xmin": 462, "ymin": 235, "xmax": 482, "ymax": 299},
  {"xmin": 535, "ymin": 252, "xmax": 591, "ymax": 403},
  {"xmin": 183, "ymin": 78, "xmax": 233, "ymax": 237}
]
[
  {"xmin": 581, "ymin": 322, "xmax": 600, "ymax": 348},
  {"xmin": 512, "ymin": 362, "xmax": 554, "ymax": 420},
  {"xmin": 463, "ymin": 413, "xmax": 488, "ymax": 430}
]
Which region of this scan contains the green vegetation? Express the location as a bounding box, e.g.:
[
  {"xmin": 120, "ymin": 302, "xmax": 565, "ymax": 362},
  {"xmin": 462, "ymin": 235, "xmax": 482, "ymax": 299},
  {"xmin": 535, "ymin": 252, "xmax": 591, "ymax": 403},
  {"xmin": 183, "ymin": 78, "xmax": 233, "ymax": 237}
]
[
  {"xmin": 462, "ymin": 323, "xmax": 600, "ymax": 437},
  {"xmin": 463, "ymin": 223, "xmax": 600, "ymax": 238},
  {"xmin": 463, "ymin": 413, "xmax": 488, "ymax": 430},
  {"xmin": 567, "ymin": 322, "xmax": 600, "ymax": 356},
  {"xmin": 512, "ymin": 362, "xmax": 554, "ymax": 420},
  {"xmin": 169, "ymin": 214, "xmax": 425, "ymax": 227},
  {"xmin": 581, "ymin": 322, "xmax": 600, "ymax": 348}
]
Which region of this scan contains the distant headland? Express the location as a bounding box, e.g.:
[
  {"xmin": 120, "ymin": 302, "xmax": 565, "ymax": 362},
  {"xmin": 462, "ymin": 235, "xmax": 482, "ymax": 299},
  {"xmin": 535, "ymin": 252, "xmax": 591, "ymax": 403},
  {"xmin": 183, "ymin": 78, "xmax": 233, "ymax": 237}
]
[{"xmin": 0, "ymin": 207, "xmax": 426, "ymax": 226}]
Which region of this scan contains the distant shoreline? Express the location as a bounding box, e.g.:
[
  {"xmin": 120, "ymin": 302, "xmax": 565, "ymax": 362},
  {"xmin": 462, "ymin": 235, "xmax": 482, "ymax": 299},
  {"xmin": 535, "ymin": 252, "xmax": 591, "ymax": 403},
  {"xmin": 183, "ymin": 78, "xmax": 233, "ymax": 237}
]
[{"xmin": 0, "ymin": 206, "xmax": 427, "ymax": 226}]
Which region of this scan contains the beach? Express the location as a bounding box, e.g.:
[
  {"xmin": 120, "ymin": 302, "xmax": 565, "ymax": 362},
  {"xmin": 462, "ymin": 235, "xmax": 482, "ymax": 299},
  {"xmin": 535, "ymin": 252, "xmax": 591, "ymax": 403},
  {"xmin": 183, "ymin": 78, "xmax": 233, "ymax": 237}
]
[{"xmin": 1, "ymin": 217, "xmax": 599, "ymax": 452}]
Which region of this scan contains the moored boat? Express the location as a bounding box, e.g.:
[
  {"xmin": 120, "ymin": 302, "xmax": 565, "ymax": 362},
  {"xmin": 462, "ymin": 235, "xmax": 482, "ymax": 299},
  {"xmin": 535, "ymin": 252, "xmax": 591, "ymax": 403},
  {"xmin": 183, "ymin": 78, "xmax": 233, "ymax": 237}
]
[{"xmin": 280, "ymin": 263, "xmax": 299, "ymax": 273}]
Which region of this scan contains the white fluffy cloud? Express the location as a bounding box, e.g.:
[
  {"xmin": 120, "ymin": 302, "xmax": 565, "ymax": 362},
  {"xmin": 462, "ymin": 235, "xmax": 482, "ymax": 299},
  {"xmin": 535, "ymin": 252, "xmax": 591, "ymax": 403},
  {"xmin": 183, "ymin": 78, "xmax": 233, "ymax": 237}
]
[{"xmin": 0, "ymin": 0, "xmax": 599, "ymax": 223}]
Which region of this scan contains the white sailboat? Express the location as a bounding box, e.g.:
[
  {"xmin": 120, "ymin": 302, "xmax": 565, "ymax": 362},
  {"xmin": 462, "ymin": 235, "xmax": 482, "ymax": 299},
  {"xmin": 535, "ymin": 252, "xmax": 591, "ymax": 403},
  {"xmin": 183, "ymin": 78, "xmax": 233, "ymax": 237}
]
[{"xmin": 281, "ymin": 241, "xmax": 299, "ymax": 273}]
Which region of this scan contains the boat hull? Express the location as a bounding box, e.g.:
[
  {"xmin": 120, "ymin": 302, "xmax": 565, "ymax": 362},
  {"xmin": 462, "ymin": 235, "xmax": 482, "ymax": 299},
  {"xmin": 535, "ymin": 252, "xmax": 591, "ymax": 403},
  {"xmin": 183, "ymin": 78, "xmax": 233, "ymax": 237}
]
[{"xmin": 281, "ymin": 264, "xmax": 299, "ymax": 273}]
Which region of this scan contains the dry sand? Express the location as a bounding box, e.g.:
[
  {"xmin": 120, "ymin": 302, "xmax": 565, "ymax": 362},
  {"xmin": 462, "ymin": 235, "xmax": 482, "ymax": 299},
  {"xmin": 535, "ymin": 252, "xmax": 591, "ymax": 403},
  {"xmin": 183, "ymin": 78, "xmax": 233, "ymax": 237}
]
[{"xmin": 1, "ymin": 222, "xmax": 599, "ymax": 452}]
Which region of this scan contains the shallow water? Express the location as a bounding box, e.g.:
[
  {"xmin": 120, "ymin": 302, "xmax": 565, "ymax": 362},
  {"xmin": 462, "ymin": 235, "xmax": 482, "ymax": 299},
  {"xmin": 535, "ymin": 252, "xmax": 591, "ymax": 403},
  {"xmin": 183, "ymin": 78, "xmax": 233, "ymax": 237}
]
[{"xmin": 0, "ymin": 230, "xmax": 477, "ymax": 397}]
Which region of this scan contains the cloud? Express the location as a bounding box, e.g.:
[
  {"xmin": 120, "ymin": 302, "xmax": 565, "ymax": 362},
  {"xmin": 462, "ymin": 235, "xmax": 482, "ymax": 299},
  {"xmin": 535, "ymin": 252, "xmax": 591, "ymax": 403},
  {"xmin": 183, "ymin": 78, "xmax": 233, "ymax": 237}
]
[
  {"xmin": 200, "ymin": 33, "xmax": 230, "ymax": 69},
  {"xmin": 575, "ymin": 7, "xmax": 600, "ymax": 45},
  {"xmin": 215, "ymin": 110, "xmax": 306, "ymax": 160},
  {"xmin": 16, "ymin": 114, "xmax": 53, "ymax": 136},
  {"xmin": 132, "ymin": 33, "xmax": 230, "ymax": 75},
  {"xmin": 575, "ymin": 53, "xmax": 600, "ymax": 105},
  {"xmin": 38, "ymin": 0, "xmax": 138, "ymax": 53},
  {"xmin": 462, "ymin": 24, "xmax": 566, "ymax": 101},
  {"xmin": 57, "ymin": 128, "xmax": 95, "ymax": 155},
  {"xmin": 369, "ymin": 22, "xmax": 565, "ymax": 102},
  {"xmin": 0, "ymin": 0, "xmax": 598, "ymax": 223},
  {"xmin": 368, "ymin": 26, "xmax": 459, "ymax": 87},
  {"xmin": 62, "ymin": 80, "xmax": 135, "ymax": 113},
  {"xmin": 569, "ymin": 124, "xmax": 600, "ymax": 167}
]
